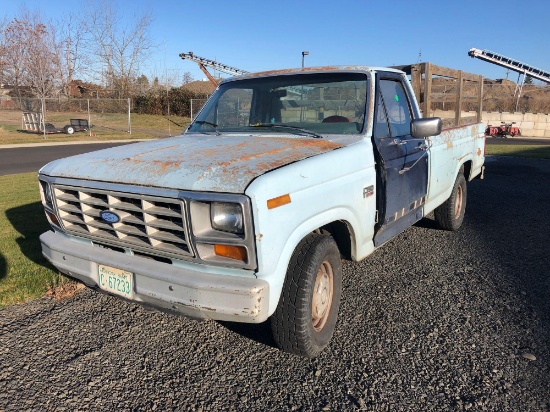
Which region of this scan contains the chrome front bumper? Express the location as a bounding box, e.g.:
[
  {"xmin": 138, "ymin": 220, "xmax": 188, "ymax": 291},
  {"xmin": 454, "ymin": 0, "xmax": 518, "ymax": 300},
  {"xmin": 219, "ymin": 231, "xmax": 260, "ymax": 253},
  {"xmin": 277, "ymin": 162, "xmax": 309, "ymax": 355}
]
[{"xmin": 40, "ymin": 231, "xmax": 269, "ymax": 323}]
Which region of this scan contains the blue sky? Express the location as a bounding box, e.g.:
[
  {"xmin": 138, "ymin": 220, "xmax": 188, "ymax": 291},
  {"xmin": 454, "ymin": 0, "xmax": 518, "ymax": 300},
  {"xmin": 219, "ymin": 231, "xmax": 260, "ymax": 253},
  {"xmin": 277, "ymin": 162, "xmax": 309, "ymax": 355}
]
[{"xmin": 3, "ymin": 0, "xmax": 550, "ymax": 83}]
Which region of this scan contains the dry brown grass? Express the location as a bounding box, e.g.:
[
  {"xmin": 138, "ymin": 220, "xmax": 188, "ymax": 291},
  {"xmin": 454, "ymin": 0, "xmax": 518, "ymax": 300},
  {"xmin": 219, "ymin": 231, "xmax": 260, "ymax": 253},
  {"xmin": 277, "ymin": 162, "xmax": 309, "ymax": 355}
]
[{"xmin": 45, "ymin": 281, "xmax": 85, "ymax": 301}]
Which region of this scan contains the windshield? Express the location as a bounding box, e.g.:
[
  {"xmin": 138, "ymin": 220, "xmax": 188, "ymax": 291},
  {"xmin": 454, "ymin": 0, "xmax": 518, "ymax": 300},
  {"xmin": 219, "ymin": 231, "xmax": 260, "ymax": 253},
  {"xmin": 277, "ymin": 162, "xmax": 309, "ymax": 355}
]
[{"xmin": 188, "ymin": 72, "xmax": 369, "ymax": 136}]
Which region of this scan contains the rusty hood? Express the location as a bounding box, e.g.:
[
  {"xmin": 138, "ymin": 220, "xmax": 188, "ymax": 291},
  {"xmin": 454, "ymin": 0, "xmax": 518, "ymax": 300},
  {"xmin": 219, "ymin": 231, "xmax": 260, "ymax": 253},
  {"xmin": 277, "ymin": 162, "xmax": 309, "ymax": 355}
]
[{"xmin": 40, "ymin": 134, "xmax": 344, "ymax": 193}]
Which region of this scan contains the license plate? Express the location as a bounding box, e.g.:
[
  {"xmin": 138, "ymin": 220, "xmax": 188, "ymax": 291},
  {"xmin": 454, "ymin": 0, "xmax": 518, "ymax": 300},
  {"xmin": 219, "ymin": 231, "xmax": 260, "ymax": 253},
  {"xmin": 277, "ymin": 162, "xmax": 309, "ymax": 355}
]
[{"xmin": 98, "ymin": 265, "xmax": 134, "ymax": 299}]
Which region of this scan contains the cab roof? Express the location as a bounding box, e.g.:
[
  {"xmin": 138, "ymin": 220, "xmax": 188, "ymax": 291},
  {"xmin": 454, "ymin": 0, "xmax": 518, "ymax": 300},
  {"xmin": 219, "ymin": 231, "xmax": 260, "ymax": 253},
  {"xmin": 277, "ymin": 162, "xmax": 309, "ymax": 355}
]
[{"xmin": 221, "ymin": 65, "xmax": 405, "ymax": 83}]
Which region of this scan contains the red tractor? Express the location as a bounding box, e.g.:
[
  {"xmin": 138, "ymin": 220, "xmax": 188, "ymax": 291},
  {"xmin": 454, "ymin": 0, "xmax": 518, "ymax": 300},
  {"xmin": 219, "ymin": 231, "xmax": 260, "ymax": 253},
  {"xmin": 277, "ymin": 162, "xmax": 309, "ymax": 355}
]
[{"xmin": 485, "ymin": 122, "xmax": 521, "ymax": 138}]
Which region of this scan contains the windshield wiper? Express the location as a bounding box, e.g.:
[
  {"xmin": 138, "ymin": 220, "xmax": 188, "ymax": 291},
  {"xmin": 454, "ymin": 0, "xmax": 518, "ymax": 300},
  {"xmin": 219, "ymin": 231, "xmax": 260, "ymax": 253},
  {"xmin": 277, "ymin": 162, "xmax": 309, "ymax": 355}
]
[
  {"xmin": 250, "ymin": 123, "xmax": 323, "ymax": 139},
  {"xmin": 193, "ymin": 120, "xmax": 220, "ymax": 135}
]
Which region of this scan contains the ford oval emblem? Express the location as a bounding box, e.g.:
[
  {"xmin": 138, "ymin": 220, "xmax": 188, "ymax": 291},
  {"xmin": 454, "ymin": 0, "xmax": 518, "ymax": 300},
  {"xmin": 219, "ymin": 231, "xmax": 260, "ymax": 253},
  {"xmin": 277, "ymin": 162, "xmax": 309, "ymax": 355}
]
[{"xmin": 100, "ymin": 211, "xmax": 120, "ymax": 224}]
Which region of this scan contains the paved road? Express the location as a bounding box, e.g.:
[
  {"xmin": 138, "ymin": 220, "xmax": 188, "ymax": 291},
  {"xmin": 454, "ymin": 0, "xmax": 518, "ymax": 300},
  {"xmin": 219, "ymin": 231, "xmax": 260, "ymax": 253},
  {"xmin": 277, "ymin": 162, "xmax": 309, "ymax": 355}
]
[
  {"xmin": 0, "ymin": 142, "xmax": 136, "ymax": 176},
  {"xmin": 1, "ymin": 156, "xmax": 549, "ymax": 411}
]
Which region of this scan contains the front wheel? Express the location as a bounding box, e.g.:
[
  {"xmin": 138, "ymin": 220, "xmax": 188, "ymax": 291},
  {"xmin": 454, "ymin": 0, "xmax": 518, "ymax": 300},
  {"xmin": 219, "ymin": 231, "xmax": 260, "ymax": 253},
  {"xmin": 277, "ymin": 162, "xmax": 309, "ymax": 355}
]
[
  {"xmin": 434, "ymin": 173, "xmax": 467, "ymax": 231},
  {"xmin": 270, "ymin": 233, "xmax": 342, "ymax": 358}
]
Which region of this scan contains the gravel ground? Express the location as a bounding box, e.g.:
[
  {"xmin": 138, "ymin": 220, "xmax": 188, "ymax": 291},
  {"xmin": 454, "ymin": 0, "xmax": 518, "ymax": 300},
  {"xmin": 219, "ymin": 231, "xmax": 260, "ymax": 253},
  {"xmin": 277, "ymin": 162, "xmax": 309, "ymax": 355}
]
[{"xmin": 1, "ymin": 156, "xmax": 549, "ymax": 411}]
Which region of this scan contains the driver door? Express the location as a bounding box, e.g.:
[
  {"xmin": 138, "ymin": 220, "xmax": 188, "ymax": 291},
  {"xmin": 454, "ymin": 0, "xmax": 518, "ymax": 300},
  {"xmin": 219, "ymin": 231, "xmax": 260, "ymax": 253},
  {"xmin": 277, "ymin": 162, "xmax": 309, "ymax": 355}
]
[{"xmin": 372, "ymin": 73, "xmax": 429, "ymax": 246}]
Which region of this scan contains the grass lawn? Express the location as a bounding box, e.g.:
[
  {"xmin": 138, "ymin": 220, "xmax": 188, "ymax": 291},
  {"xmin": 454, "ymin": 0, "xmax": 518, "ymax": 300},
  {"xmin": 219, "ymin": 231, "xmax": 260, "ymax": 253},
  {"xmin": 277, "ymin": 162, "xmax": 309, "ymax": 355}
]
[
  {"xmin": 486, "ymin": 144, "xmax": 550, "ymax": 159},
  {"xmin": 0, "ymin": 172, "xmax": 67, "ymax": 307}
]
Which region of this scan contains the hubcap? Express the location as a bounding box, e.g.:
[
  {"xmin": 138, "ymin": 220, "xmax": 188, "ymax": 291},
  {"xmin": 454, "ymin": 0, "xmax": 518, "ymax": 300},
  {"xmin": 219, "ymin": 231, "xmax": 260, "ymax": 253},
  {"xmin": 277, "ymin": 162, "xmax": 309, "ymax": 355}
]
[
  {"xmin": 454, "ymin": 185, "xmax": 463, "ymax": 219},
  {"xmin": 312, "ymin": 260, "xmax": 334, "ymax": 332}
]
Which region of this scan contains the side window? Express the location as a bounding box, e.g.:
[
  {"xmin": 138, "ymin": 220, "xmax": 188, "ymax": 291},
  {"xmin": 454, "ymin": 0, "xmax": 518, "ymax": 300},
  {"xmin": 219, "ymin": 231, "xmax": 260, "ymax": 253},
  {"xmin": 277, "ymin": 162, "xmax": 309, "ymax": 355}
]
[{"xmin": 378, "ymin": 79, "xmax": 412, "ymax": 137}]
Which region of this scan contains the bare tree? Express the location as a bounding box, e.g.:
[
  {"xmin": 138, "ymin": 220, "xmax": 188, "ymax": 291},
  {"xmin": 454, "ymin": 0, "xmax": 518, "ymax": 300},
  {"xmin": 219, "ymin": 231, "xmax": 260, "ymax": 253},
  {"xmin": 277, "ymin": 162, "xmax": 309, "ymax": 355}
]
[
  {"xmin": 0, "ymin": 16, "xmax": 30, "ymax": 101},
  {"xmin": 23, "ymin": 18, "xmax": 60, "ymax": 99},
  {"xmin": 0, "ymin": 17, "xmax": 8, "ymax": 84},
  {"xmin": 53, "ymin": 13, "xmax": 90, "ymax": 99},
  {"xmin": 83, "ymin": 0, "xmax": 155, "ymax": 98},
  {"xmin": 0, "ymin": 10, "xmax": 62, "ymax": 109},
  {"xmin": 182, "ymin": 71, "xmax": 194, "ymax": 85},
  {"xmin": 136, "ymin": 73, "xmax": 150, "ymax": 94},
  {"xmin": 0, "ymin": 9, "xmax": 87, "ymax": 101},
  {"xmin": 149, "ymin": 68, "xmax": 183, "ymax": 89}
]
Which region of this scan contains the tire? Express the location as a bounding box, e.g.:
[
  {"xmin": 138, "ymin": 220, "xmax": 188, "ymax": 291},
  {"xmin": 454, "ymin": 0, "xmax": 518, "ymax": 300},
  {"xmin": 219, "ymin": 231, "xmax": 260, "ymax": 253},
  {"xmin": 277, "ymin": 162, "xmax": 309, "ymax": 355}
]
[
  {"xmin": 65, "ymin": 126, "xmax": 75, "ymax": 135},
  {"xmin": 434, "ymin": 173, "xmax": 467, "ymax": 231},
  {"xmin": 270, "ymin": 233, "xmax": 342, "ymax": 358}
]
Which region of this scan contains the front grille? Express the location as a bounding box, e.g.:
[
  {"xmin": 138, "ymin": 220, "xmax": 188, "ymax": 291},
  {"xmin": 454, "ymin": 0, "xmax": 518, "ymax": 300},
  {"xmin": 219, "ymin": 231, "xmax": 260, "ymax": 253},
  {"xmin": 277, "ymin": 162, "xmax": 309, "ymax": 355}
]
[{"xmin": 52, "ymin": 185, "xmax": 192, "ymax": 259}]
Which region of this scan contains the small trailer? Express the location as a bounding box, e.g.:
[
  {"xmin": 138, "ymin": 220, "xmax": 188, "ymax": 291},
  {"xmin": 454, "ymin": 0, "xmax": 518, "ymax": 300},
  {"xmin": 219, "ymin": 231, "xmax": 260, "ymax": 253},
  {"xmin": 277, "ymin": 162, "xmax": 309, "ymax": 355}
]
[
  {"xmin": 22, "ymin": 112, "xmax": 90, "ymax": 135},
  {"xmin": 64, "ymin": 118, "xmax": 90, "ymax": 134}
]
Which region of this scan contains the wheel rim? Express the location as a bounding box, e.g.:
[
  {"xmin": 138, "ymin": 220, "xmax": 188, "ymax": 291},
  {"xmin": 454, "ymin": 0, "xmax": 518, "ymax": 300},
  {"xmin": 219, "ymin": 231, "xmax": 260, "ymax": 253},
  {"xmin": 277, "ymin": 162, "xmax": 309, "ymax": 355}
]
[
  {"xmin": 454, "ymin": 184, "xmax": 463, "ymax": 219},
  {"xmin": 312, "ymin": 260, "xmax": 334, "ymax": 332}
]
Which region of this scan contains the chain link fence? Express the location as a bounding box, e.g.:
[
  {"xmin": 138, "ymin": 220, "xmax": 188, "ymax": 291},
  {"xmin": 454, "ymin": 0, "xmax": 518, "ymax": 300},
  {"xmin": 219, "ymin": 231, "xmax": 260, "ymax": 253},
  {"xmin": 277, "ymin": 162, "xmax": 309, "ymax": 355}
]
[
  {"xmin": 0, "ymin": 96, "xmax": 194, "ymax": 139},
  {"xmin": 190, "ymin": 98, "xmax": 208, "ymax": 122}
]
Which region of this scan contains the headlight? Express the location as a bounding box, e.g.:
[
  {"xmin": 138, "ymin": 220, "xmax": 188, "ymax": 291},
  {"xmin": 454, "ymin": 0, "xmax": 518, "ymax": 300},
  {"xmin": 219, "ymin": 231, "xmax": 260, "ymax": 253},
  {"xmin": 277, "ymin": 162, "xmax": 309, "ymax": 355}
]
[{"xmin": 210, "ymin": 202, "xmax": 244, "ymax": 234}]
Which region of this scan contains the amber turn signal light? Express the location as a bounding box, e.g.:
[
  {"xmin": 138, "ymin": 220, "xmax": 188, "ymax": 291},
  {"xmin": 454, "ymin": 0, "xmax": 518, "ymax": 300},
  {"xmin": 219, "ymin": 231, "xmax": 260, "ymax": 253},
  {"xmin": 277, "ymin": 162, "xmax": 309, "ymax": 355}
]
[
  {"xmin": 214, "ymin": 244, "xmax": 248, "ymax": 262},
  {"xmin": 267, "ymin": 194, "xmax": 291, "ymax": 210}
]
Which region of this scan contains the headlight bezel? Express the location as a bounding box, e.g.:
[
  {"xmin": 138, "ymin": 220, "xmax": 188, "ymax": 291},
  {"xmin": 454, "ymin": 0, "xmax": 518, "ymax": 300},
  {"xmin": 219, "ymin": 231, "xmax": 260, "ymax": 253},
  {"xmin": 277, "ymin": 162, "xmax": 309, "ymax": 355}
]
[
  {"xmin": 39, "ymin": 177, "xmax": 62, "ymax": 229},
  {"xmin": 39, "ymin": 179, "xmax": 53, "ymax": 208},
  {"xmin": 189, "ymin": 193, "xmax": 256, "ymax": 269}
]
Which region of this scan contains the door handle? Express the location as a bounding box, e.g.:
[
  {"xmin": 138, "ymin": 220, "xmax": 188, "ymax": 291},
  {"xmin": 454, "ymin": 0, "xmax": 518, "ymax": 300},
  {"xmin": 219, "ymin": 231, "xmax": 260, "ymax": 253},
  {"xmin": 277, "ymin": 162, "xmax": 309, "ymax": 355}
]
[{"xmin": 399, "ymin": 149, "xmax": 429, "ymax": 175}]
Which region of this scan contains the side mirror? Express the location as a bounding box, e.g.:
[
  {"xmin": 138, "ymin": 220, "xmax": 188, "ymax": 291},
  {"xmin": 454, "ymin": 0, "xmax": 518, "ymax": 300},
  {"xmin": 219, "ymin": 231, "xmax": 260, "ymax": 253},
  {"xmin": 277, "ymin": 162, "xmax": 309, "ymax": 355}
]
[{"xmin": 411, "ymin": 117, "xmax": 442, "ymax": 138}]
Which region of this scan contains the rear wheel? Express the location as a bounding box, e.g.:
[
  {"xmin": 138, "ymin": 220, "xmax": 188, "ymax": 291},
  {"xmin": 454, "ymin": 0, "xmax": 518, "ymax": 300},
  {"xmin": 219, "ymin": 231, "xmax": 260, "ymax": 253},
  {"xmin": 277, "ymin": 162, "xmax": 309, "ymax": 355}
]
[
  {"xmin": 270, "ymin": 233, "xmax": 342, "ymax": 358},
  {"xmin": 65, "ymin": 126, "xmax": 75, "ymax": 135},
  {"xmin": 434, "ymin": 173, "xmax": 467, "ymax": 231}
]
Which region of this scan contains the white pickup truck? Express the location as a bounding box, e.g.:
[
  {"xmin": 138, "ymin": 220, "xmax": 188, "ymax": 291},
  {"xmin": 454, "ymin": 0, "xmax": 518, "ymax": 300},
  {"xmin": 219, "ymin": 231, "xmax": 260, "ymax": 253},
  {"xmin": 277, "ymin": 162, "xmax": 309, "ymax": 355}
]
[{"xmin": 39, "ymin": 63, "xmax": 485, "ymax": 357}]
